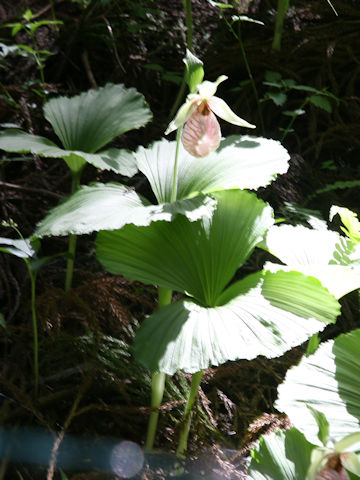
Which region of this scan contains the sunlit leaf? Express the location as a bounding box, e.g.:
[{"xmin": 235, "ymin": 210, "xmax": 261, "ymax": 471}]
[
  {"xmin": 276, "ymin": 329, "xmax": 360, "ymax": 445},
  {"xmin": 0, "ymin": 130, "xmax": 138, "ymax": 176},
  {"xmin": 96, "ymin": 189, "xmax": 273, "ymax": 306},
  {"xmin": 262, "ymin": 225, "xmax": 360, "ymax": 299},
  {"xmin": 330, "ymin": 206, "xmax": 360, "ymax": 244},
  {"xmin": 35, "ymin": 182, "xmax": 217, "ymax": 238},
  {"xmin": 134, "ymin": 270, "xmax": 339, "ymax": 374},
  {"xmin": 134, "ymin": 136, "xmax": 289, "ymax": 204},
  {"xmin": 43, "ymin": 83, "xmax": 152, "ymax": 153}
]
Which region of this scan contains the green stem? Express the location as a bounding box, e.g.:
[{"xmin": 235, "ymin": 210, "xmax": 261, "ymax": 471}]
[
  {"xmin": 176, "ymin": 370, "xmax": 204, "ymax": 457},
  {"xmin": 171, "ymin": 128, "xmax": 183, "ymax": 203},
  {"xmin": 145, "ymin": 371, "xmax": 166, "ymax": 451},
  {"xmin": 65, "ymin": 234, "xmax": 77, "ymax": 292},
  {"xmin": 64, "ymin": 172, "xmax": 81, "ymax": 292},
  {"xmin": 145, "ymin": 287, "xmax": 172, "ymax": 451},
  {"xmin": 26, "ymin": 263, "xmax": 39, "ymax": 397},
  {"xmin": 272, "ymin": 0, "xmax": 290, "ymax": 51},
  {"xmin": 168, "ymin": 0, "xmax": 193, "ymax": 122}
]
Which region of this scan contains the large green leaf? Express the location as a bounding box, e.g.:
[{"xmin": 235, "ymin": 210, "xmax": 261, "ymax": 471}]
[
  {"xmin": 248, "ymin": 428, "xmax": 315, "ymax": 480},
  {"xmin": 276, "ymin": 329, "xmax": 360, "ymax": 446},
  {"xmin": 96, "ymin": 189, "xmax": 274, "ymax": 306},
  {"xmin": 0, "ymin": 130, "xmax": 138, "ymax": 176},
  {"xmin": 43, "ymin": 83, "xmax": 152, "ymax": 153},
  {"xmin": 133, "ymin": 270, "xmax": 339, "ymax": 374},
  {"xmin": 35, "ymin": 182, "xmax": 217, "ymax": 237},
  {"xmin": 263, "ymin": 224, "xmax": 360, "ymax": 299},
  {"xmin": 134, "ymin": 136, "xmax": 289, "ymax": 204}
]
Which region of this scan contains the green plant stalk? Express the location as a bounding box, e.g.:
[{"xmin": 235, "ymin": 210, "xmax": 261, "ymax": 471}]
[
  {"xmin": 26, "ymin": 262, "xmax": 39, "ymax": 397},
  {"xmin": 28, "ymin": 29, "xmax": 45, "ymax": 85},
  {"xmin": 168, "ymin": 0, "xmax": 193, "ymax": 125},
  {"xmin": 272, "ymin": 0, "xmax": 290, "ymax": 51},
  {"xmin": 145, "ymin": 371, "xmax": 166, "ymax": 451},
  {"xmin": 176, "ymin": 370, "xmax": 204, "ymax": 457},
  {"xmin": 64, "ymin": 171, "xmax": 82, "ymax": 292},
  {"xmin": 145, "ymin": 118, "xmax": 183, "ymax": 450},
  {"xmin": 221, "ymin": 12, "xmax": 265, "ymax": 135},
  {"xmin": 146, "ymin": 0, "xmax": 192, "ymax": 451},
  {"xmin": 145, "ymin": 286, "xmax": 172, "ymax": 450},
  {"xmin": 171, "ymin": 128, "xmax": 183, "ymax": 203}
]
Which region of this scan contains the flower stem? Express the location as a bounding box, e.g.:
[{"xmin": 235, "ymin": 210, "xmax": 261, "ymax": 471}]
[
  {"xmin": 171, "ymin": 127, "xmax": 183, "ymax": 203},
  {"xmin": 176, "ymin": 370, "xmax": 204, "ymax": 457}
]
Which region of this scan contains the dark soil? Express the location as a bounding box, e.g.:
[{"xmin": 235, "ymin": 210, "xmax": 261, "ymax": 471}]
[{"xmin": 0, "ymin": 0, "xmax": 359, "ymax": 478}]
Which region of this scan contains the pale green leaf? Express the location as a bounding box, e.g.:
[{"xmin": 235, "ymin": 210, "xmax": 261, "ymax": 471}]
[
  {"xmin": 276, "ymin": 329, "xmax": 360, "ymax": 445},
  {"xmin": 307, "ymin": 405, "xmax": 330, "ymax": 446},
  {"xmin": 263, "ymin": 225, "xmax": 360, "ymax": 299},
  {"xmin": 330, "ymin": 206, "xmax": 360, "ymax": 244},
  {"xmin": 96, "ymin": 190, "xmax": 273, "ymax": 306},
  {"xmin": 0, "ymin": 130, "xmax": 138, "ymax": 176},
  {"xmin": 35, "ymin": 182, "xmax": 217, "ymax": 238},
  {"xmin": 248, "ymin": 428, "xmax": 315, "ymax": 480},
  {"xmin": 134, "ymin": 136, "xmax": 289, "ymax": 203},
  {"xmin": 134, "ymin": 270, "xmax": 339, "ymax": 374},
  {"xmin": 43, "ymin": 83, "xmax": 152, "ymax": 153}
]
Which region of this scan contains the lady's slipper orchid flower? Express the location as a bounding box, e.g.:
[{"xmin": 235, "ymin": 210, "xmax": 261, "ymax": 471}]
[
  {"xmin": 307, "ymin": 433, "xmax": 360, "ymax": 480},
  {"xmin": 165, "ymin": 75, "xmax": 255, "ymax": 158}
]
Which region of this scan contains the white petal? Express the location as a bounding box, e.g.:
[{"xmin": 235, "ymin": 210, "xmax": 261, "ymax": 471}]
[
  {"xmin": 208, "ymin": 96, "xmax": 255, "ymax": 128},
  {"xmin": 197, "ymin": 75, "xmax": 228, "ymax": 98},
  {"xmin": 341, "ymin": 452, "xmax": 360, "ymax": 476},
  {"xmin": 165, "ymin": 96, "xmax": 201, "ymax": 135}
]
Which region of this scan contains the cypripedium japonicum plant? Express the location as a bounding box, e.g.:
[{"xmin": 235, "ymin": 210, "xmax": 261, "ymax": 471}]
[
  {"xmin": 307, "ymin": 432, "xmax": 360, "ymax": 480},
  {"xmin": 165, "ymin": 75, "xmax": 255, "ymax": 157}
]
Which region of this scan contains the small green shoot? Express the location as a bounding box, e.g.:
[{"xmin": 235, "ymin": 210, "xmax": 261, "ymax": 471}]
[{"xmin": 3, "ymin": 9, "xmax": 63, "ymax": 89}]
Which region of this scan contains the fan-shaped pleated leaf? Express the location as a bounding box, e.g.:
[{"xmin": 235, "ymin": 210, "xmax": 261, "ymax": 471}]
[
  {"xmin": 96, "ymin": 189, "xmax": 273, "ymax": 306},
  {"xmin": 133, "ymin": 270, "xmax": 339, "ymax": 374},
  {"xmin": 248, "ymin": 428, "xmax": 315, "ymax": 480},
  {"xmin": 35, "ymin": 182, "xmax": 216, "ymax": 238},
  {"xmin": 134, "ymin": 136, "xmax": 289, "ymax": 204},
  {"xmin": 43, "ymin": 83, "xmax": 152, "ymax": 153},
  {"xmin": 0, "ymin": 130, "xmax": 138, "ymax": 176},
  {"xmin": 276, "ymin": 329, "xmax": 360, "ymax": 446},
  {"xmin": 263, "ymin": 225, "xmax": 360, "ymax": 299}
]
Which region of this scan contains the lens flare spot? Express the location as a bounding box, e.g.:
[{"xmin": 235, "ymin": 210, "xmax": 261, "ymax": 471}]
[{"xmin": 110, "ymin": 440, "xmax": 144, "ymax": 478}]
